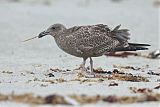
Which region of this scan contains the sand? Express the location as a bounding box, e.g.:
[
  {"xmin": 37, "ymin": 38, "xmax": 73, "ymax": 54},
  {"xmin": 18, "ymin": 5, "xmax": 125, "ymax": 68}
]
[{"xmin": 0, "ymin": 0, "xmax": 159, "ymax": 107}]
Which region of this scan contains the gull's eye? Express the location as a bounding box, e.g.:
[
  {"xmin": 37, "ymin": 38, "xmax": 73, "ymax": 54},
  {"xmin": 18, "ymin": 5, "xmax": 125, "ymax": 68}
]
[{"xmin": 52, "ymin": 27, "xmax": 55, "ymax": 30}]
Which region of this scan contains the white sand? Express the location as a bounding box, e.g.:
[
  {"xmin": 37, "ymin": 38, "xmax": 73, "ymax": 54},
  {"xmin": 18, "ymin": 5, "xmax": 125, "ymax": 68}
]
[{"xmin": 0, "ymin": 0, "xmax": 159, "ymax": 107}]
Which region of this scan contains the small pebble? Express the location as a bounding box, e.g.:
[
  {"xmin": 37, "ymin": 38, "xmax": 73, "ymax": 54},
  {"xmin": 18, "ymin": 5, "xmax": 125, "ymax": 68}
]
[{"xmin": 48, "ymin": 73, "xmax": 55, "ymax": 77}]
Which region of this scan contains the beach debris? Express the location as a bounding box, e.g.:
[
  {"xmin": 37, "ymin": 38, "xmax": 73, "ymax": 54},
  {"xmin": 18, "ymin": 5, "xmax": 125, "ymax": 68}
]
[
  {"xmin": 49, "ymin": 68, "xmax": 66, "ymax": 72},
  {"xmin": 93, "ymin": 67, "xmax": 106, "ymax": 73},
  {"xmin": 148, "ymin": 49, "xmax": 160, "ymax": 58},
  {"xmin": 106, "ymin": 49, "xmax": 160, "ymax": 59},
  {"xmin": 93, "ymin": 68, "xmax": 124, "ymax": 74},
  {"xmin": 102, "ymin": 95, "xmax": 118, "ymax": 103},
  {"xmin": 33, "ymin": 78, "xmax": 40, "ymax": 81},
  {"xmin": 94, "ymin": 73, "xmax": 149, "ymax": 82},
  {"xmin": 108, "ymin": 81, "xmax": 118, "ymax": 86},
  {"xmin": 69, "ymin": 94, "xmax": 101, "ymax": 104},
  {"xmin": 40, "ymin": 84, "xmax": 48, "ymax": 87},
  {"xmin": 129, "ymin": 87, "xmax": 152, "ymax": 94},
  {"xmin": 20, "ymin": 73, "xmax": 26, "ymax": 76},
  {"xmin": 25, "ymin": 71, "xmax": 35, "ymax": 74},
  {"xmin": 2, "ymin": 71, "xmax": 13, "ymax": 74},
  {"xmin": 41, "ymin": 79, "xmax": 55, "ymax": 84},
  {"xmin": 79, "ymin": 79, "xmax": 104, "ymax": 84},
  {"xmin": 113, "ymin": 65, "xmax": 141, "ymax": 70},
  {"xmin": 0, "ymin": 92, "xmax": 160, "ymax": 105},
  {"xmin": 157, "ymin": 79, "xmax": 160, "ymax": 82},
  {"xmin": 93, "ymin": 68, "xmax": 112, "ymax": 74},
  {"xmin": 44, "ymin": 94, "xmax": 70, "ymax": 105},
  {"xmin": 103, "ymin": 93, "xmax": 160, "ymax": 103},
  {"xmin": 76, "ymin": 72, "xmax": 85, "ymax": 78},
  {"xmin": 42, "ymin": 78, "xmax": 66, "ymax": 84},
  {"xmin": 147, "ymin": 71, "xmax": 160, "ymax": 76},
  {"xmin": 47, "ymin": 73, "xmax": 55, "ymax": 77},
  {"xmin": 55, "ymin": 78, "xmax": 67, "ymax": 83},
  {"xmin": 136, "ymin": 49, "xmax": 160, "ymax": 59},
  {"xmin": 154, "ymin": 84, "xmax": 160, "ymax": 89},
  {"xmin": 108, "ymin": 74, "xmax": 149, "ymax": 82},
  {"xmin": 24, "ymin": 67, "xmax": 149, "ymax": 85},
  {"xmin": 27, "ymin": 77, "xmax": 67, "ymax": 84},
  {"xmin": 71, "ymin": 76, "xmax": 104, "ymax": 84},
  {"xmin": 93, "ymin": 68, "xmax": 149, "ymax": 82},
  {"xmin": 112, "ymin": 69, "xmax": 121, "ymax": 74},
  {"xmin": 66, "ymin": 69, "xmax": 71, "ymax": 71},
  {"xmin": 88, "ymin": 68, "xmax": 149, "ymax": 82},
  {"xmin": 106, "ymin": 52, "xmax": 138, "ymax": 58}
]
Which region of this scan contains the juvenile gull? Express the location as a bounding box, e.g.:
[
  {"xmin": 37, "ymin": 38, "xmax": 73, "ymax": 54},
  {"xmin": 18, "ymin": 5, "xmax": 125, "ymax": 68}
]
[{"xmin": 38, "ymin": 23, "xmax": 150, "ymax": 74}]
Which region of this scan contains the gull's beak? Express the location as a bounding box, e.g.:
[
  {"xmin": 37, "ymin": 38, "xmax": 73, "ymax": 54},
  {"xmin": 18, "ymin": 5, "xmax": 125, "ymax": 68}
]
[{"xmin": 38, "ymin": 31, "xmax": 49, "ymax": 38}]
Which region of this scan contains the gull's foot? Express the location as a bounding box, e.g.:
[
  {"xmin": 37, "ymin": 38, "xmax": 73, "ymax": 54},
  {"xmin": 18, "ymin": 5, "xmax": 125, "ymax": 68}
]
[
  {"xmin": 74, "ymin": 64, "xmax": 89, "ymax": 72},
  {"xmin": 80, "ymin": 67, "xmax": 88, "ymax": 72},
  {"xmin": 75, "ymin": 68, "xmax": 96, "ymax": 78},
  {"xmin": 74, "ymin": 66, "xmax": 88, "ymax": 72}
]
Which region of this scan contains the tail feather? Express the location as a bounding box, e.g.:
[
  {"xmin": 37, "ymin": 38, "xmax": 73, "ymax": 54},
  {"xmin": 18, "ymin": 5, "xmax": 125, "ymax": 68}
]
[
  {"xmin": 128, "ymin": 43, "xmax": 151, "ymax": 46},
  {"xmin": 113, "ymin": 43, "xmax": 150, "ymax": 52},
  {"xmin": 112, "ymin": 25, "xmax": 130, "ymax": 43},
  {"xmin": 111, "ymin": 25, "xmax": 150, "ymax": 52}
]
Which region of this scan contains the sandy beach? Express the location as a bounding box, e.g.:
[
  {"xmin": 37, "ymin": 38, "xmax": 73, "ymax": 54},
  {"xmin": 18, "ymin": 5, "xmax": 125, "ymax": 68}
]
[{"xmin": 0, "ymin": 0, "xmax": 159, "ymax": 107}]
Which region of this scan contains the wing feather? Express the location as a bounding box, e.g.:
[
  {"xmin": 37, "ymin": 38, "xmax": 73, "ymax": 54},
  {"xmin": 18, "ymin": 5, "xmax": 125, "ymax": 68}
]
[
  {"xmin": 72, "ymin": 24, "xmax": 119, "ymax": 53},
  {"xmin": 66, "ymin": 24, "xmax": 130, "ymax": 55}
]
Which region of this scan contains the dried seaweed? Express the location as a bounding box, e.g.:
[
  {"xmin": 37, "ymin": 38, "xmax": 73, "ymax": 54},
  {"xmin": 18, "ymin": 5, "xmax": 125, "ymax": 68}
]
[
  {"xmin": 69, "ymin": 94, "xmax": 101, "ymax": 104},
  {"xmin": 0, "ymin": 92, "xmax": 160, "ymax": 105},
  {"xmin": 113, "ymin": 65, "xmax": 142, "ymax": 70},
  {"xmin": 108, "ymin": 74, "xmax": 149, "ymax": 82},
  {"xmin": 49, "ymin": 68, "xmax": 66, "ymax": 72},
  {"xmin": 93, "ymin": 69, "xmax": 149, "ymax": 82},
  {"xmin": 105, "ymin": 49, "xmax": 160, "ymax": 59},
  {"xmin": 129, "ymin": 87, "xmax": 152, "ymax": 94},
  {"xmin": 102, "ymin": 93, "xmax": 160, "ymax": 103},
  {"xmin": 44, "ymin": 95, "xmax": 70, "ymax": 105},
  {"xmin": 47, "ymin": 73, "xmax": 55, "ymax": 77},
  {"xmin": 109, "ymin": 82, "xmax": 118, "ymax": 86},
  {"xmin": 106, "ymin": 52, "xmax": 138, "ymax": 58},
  {"xmin": 147, "ymin": 71, "xmax": 160, "ymax": 76},
  {"xmin": 154, "ymin": 84, "xmax": 160, "ymax": 89},
  {"xmin": 2, "ymin": 71, "xmax": 13, "ymax": 74}
]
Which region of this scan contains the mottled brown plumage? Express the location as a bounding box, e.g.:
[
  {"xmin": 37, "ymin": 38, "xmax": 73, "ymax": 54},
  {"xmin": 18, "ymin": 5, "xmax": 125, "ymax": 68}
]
[{"xmin": 38, "ymin": 23, "xmax": 150, "ymax": 74}]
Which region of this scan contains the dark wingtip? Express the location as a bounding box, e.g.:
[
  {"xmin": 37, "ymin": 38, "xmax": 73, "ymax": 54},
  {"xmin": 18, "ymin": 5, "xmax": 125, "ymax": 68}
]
[
  {"xmin": 145, "ymin": 44, "xmax": 151, "ymax": 46},
  {"xmin": 113, "ymin": 46, "xmax": 149, "ymax": 52},
  {"xmin": 129, "ymin": 43, "xmax": 151, "ymax": 47},
  {"xmin": 137, "ymin": 47, "xmax": 149, "ymax": 50}
]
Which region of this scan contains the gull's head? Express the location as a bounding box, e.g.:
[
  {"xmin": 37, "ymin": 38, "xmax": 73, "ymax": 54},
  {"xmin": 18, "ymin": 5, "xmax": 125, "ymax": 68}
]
[{"xmin": 38, "ymin": 23, "xmax": 66, "ymax": 38}]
